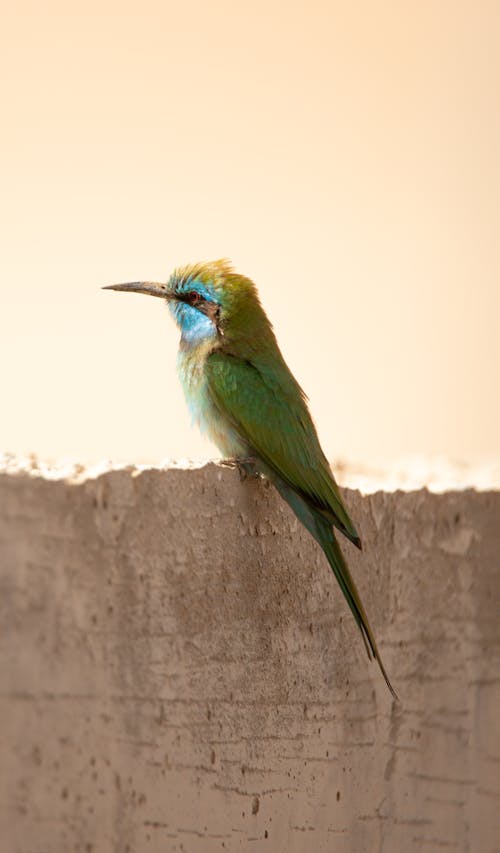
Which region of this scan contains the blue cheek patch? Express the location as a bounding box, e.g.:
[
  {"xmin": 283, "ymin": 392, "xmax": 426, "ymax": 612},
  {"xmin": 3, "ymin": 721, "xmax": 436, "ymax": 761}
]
[{"xmin": 169, "ymin": 301, "xmax": 216, "ymax": 345}]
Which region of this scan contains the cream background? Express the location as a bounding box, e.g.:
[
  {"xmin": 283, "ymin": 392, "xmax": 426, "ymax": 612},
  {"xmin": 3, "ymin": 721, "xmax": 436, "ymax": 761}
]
[{"xmin": 1, "ymin": 1, "xmax": 498, "ymax": 465}]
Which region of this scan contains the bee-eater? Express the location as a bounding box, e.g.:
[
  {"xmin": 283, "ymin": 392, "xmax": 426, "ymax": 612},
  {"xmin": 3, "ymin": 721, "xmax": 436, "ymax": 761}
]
[{"xmin": 104, "ymin": 259, "xmax": 397, "ymax": 698}]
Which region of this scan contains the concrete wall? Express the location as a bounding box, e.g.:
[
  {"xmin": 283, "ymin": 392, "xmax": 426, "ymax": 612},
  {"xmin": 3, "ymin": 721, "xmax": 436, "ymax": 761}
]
[{"xmin": 1, "ymin": 462, "xmax": 499, "ymax": 853}]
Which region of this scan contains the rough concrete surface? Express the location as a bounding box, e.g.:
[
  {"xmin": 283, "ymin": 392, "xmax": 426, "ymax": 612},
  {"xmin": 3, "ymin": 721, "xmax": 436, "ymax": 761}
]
[{"xmin": 0, "ymin": 461, "xmax": 499, "ymax": 853}]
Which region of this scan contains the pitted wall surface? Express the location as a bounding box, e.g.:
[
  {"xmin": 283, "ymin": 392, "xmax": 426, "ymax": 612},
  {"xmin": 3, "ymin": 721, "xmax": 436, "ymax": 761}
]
[{"xmin": 1, "ymin": 463, "xmax": 499, "ymax": 852}]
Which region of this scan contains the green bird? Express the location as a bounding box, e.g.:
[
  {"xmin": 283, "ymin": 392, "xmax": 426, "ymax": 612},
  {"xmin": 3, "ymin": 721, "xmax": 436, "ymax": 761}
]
[{"xmin": 104, "ymin": 259, "xmax": 397, "ymax": 698}]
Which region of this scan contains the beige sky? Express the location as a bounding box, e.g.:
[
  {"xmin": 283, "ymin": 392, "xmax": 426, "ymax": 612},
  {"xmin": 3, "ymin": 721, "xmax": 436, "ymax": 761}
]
[{"xmin": 1, "ymin": 1, "xmax": 498, "ymax": 466}]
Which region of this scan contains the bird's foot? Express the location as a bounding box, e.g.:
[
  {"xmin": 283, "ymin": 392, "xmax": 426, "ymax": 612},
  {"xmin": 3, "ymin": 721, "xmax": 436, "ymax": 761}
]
[
  {"xmin": 219, "ymin": 458, "xmax": 238, "ymax": 470},
  {"xmin": 238, "ymin": 458, "xmax": 261, "ymax": 481},
  {"xmin": 219, "ymin": 457, "xmax": 261, "ymax": 481}
]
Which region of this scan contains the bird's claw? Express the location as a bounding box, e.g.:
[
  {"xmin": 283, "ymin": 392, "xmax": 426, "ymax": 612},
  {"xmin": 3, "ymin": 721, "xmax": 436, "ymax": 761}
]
[
  {"xmin": 236, "ymin": 458, "xmax": 261, "ymax": 481},
  {"xmin": 219, "ymin": 459, "xmax": 238, "ymax": 470},
  {"xmin": 219, "ymin": 457, "xmax": 260, "ymax": 481}
]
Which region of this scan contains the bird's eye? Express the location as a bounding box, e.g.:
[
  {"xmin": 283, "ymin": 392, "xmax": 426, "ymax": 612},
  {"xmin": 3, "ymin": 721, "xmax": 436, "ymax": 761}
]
[{"xmin": 186, "ymin": 291, "xmax": 202, "ymax": 306}]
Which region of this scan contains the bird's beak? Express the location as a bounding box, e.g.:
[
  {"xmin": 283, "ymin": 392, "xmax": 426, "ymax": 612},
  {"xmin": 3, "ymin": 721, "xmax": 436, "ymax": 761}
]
[{"xmin": 102, "ymin": 281, "xmax": 171, "ymax": 299}]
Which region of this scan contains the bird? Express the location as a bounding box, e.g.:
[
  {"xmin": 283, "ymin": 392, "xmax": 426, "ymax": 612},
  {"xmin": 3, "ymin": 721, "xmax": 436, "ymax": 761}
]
[{"xmin": 104, "ymin": 259, "xmax": 397, "ymax": 698}]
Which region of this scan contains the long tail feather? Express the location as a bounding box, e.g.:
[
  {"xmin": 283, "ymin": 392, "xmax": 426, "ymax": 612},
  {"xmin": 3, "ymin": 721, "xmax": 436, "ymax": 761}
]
[
  {"xmin": 315, "ymin": 522, "xmax": 398, "ymax": 700},
  {"xmin": 272, "ymin": 474, "xmax": 398, "ymax": 699}
]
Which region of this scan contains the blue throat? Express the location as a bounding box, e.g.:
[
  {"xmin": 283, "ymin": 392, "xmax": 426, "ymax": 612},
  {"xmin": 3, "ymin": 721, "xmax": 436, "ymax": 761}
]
[{"xmin": 169, "ymin": 301, "xmax": 217, "ymax": 346}]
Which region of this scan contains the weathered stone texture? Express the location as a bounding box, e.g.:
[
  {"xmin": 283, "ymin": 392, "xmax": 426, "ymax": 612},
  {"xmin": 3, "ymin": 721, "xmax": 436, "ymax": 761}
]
[{"xmin": 0, "ymin": 464, "xmax": 499, "ymax": 852}]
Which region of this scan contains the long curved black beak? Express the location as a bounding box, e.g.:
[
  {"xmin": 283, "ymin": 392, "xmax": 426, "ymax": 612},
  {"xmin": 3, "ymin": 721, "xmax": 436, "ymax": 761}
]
[{"xmin": 102, "ymin": 282, "xmax": 171, "ymax": 299}]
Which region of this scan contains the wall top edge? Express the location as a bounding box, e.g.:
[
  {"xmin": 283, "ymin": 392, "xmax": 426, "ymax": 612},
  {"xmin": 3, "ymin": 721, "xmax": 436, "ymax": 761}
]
[{"xmin": 1, "ymin": 452, "xmax": 500, "ymax": 495}]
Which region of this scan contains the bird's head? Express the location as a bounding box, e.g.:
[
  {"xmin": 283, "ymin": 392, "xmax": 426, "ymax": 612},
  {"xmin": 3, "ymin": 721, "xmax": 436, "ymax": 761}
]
[{"xmin": 104, "ymin": 259, "xmax": 272, "ymax": 350}]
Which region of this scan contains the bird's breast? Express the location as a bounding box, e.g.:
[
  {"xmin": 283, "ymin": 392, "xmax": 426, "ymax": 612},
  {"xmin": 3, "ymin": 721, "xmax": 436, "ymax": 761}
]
[{"xmin": 177, "ymin": 344, "xmax": 247, "ymax": 458}]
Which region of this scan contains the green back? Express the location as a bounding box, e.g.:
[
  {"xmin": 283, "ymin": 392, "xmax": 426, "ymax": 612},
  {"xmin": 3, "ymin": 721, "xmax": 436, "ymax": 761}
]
[{"xmin": 205, "ymin": 348, "xmax": 361, "ymax": 547}]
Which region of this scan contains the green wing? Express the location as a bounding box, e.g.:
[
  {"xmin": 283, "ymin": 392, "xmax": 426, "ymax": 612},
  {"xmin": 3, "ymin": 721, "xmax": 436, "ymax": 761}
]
[{"xmin": 205, "ymin": 351, "xmax": 361, "ymax": 548}]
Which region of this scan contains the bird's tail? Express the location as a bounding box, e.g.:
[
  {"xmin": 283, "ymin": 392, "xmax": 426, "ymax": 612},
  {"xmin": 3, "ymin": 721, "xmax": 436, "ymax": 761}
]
[
  {"xmin": 272, "ymin": 474, "xmax": 398, "ymax": 699},
  {"xmin": 315, "ymin": 520, "xmax": 398, "ymax": 700}
]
